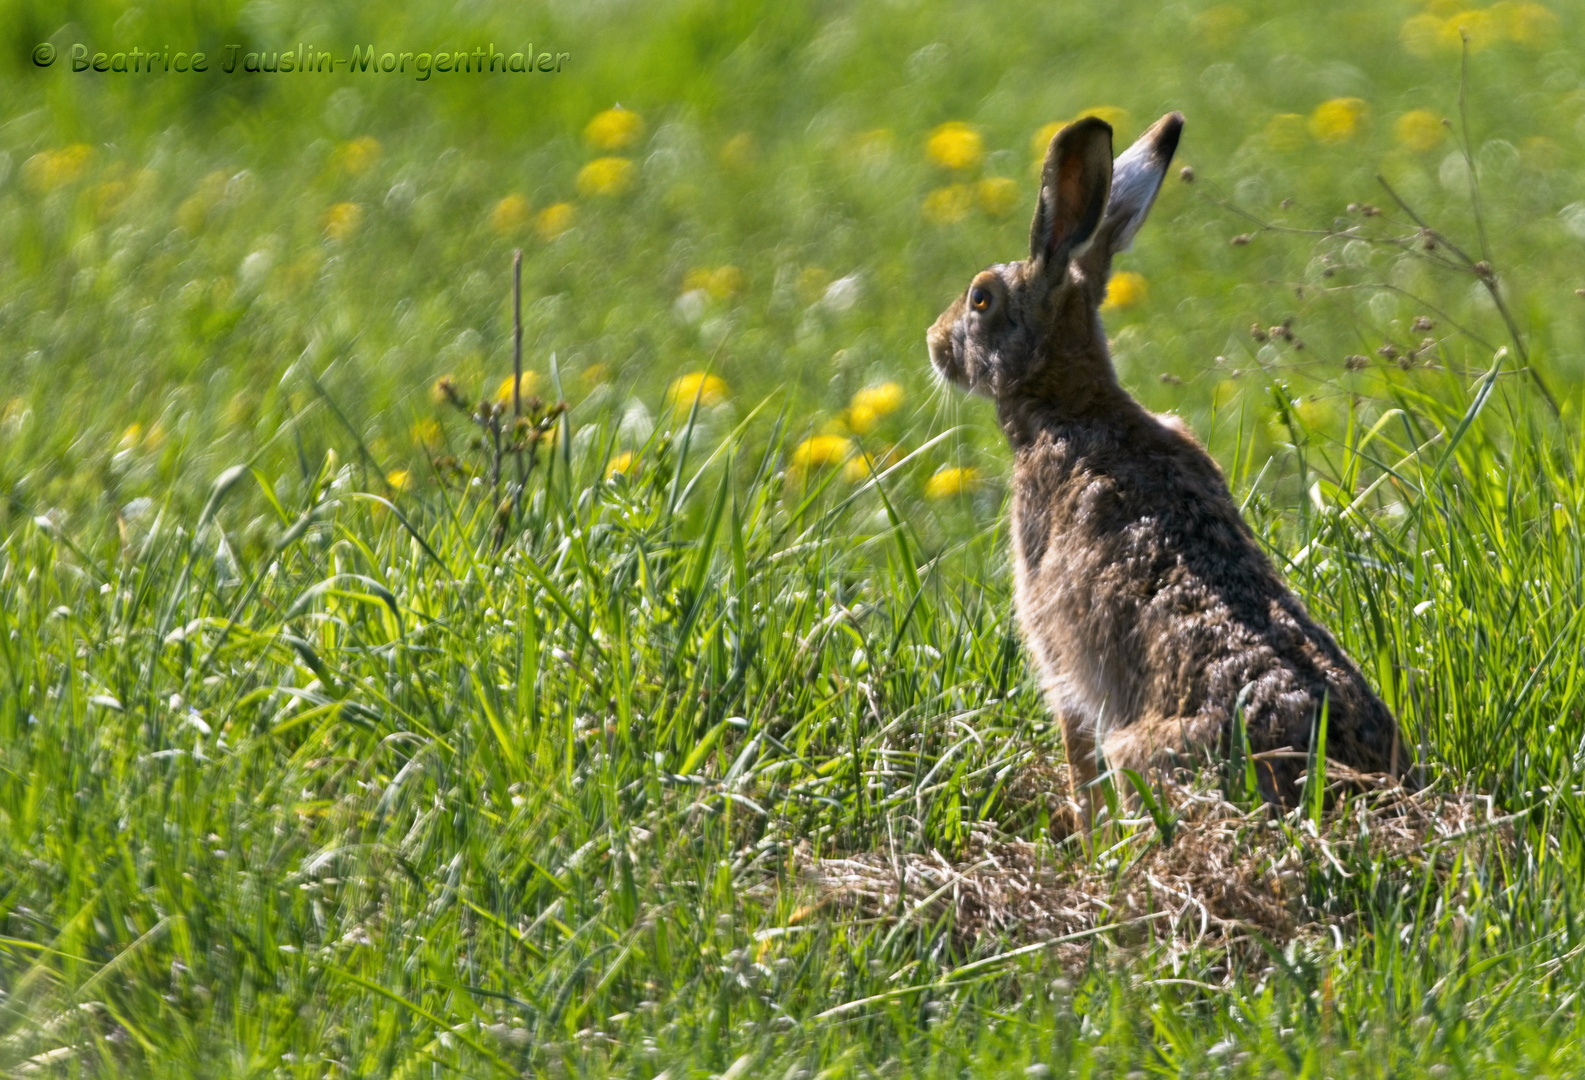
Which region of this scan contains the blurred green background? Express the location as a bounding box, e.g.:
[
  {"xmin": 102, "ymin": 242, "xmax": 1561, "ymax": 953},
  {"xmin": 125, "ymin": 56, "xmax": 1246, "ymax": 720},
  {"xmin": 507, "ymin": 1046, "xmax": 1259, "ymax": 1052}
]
[
  {"xmin": 6, "ymin": 4, "xmax": 1585, "ymax": 1075},
  {"xmin": 4, "ymin": 0, "xmax": 1582, "ymax": 534}
]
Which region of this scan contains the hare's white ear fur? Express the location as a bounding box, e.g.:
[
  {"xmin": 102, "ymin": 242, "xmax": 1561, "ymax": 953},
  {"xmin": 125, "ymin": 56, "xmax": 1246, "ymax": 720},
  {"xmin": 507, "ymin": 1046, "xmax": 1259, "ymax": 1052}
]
[
  {"xmin": 1094, "ymin": 112, "xmax": 1183, "ymax": 258},
  {"xmin": 1029, "ymin": 116, "xmax": 1113, "ymax": 271}
]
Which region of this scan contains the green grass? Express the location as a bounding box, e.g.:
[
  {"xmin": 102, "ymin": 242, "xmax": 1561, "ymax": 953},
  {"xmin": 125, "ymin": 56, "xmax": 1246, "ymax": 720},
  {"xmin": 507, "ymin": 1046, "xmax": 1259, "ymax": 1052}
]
[{"xmin": 4, "ymin": 0, "xmax": 1585, "ymax": 1075}]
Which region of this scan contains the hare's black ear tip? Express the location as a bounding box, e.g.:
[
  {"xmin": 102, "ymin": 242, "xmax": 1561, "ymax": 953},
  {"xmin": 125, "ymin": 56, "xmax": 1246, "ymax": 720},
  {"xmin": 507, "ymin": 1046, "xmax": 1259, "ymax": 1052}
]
[{"xmin": 1154, "ymin": 112, "xmax": 1186, "ymax": 159}]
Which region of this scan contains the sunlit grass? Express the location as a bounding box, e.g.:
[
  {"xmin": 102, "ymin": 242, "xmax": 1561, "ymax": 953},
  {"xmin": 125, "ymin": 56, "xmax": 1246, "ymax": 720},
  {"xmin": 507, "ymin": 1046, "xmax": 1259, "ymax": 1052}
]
[{"xmin": 3, "ymin": 0, "xmax": 1585, "ymax": 1074}]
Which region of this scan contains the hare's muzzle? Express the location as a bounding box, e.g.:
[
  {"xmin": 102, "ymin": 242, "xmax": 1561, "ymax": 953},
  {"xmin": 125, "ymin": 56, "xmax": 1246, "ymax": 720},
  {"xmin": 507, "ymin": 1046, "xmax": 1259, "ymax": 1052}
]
[{"xmin": 926, "ymin": 298, "xmax": 969, "ymax": 389}]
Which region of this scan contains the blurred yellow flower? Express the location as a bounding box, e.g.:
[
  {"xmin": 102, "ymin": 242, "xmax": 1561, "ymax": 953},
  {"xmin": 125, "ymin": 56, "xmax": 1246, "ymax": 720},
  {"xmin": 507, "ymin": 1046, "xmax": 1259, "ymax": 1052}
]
[
  {"xmin": 1031, "ymin": 121, "xmax": 1065, "ymax": 159},
  {"xmin": 90, "ymin": 179, "xmax": 128, "ymax": 218},
  {"xmin": 1400, "ymin": 13, "xmax": 1450, "ymax": 56},
  {"xmin": 491, "ymin": 194, "xmax": 531, "ymax": 235},
  {"xmin": 119, "ymin": 423, "xmax": 143, "ymax": 451},
  {"xmin": 581, "ymin": 363, "xmax": 610, "ymax": 388},
  {"xmin": 584, "ymin": 107, "xmax": 644, "ymax": 151},
  {"xmin": 1401, "ymin": 5, "xmax": 1535, "ymax": 56},
  {"xmin": 927, "ymin": 122, "xmax": 984, "ymax": 170},
  {"xmin": 924, "ymin": 466, "xmax": 980, "ymax": 500},
  {"xmin": 323, "ymin": 201, "xmax": 364, "ymax": 241},
  {"xmin": 1265, "ymin": 113, "xmax": 1309, "ymax": 152},
  {"xmin": 977, "ymin": 176, "xmax": 1020, "ymax": 216},
  {"xmin": 922, "ymin": 184, "xmax": 975, "ymax": 225},
  {"xmin": 605, "ymin": 451, "xmax": 637, "ymax": 479},
  {"xmin": 1309, "ymin": 98, "xmax": 1368, "ymax": 143},
  {"xmin": 843, "ymin": 444, "xmax": 903, "ymax": 483},
  {"xmin": 411, "ymin": 419, "xmax": 443, "ymax": 447},
  {"xmin": 577, "ymin": 157, "xmax": 636, "ymax": 197},
  {"xmin": 1101, "ymin": 271, "xmax": 1148, "ymax": 311},
  {"xmin": 387, "ymin": 469, "xmax": 414, "ymax": 492},
  {"xmin": 430, "ymin": 374, "xmax": 456, "ymax": 404},
  {"xmin": 796, "ymin": 267, "xmax": 831, "ymax": 304},
  {"xmin": 792, "ymin": 434, "xmax": 855, "ymax": 469},
  {"xmin": 335, "ymin": 136, "xmax": 382, "ymax": 176},
  {"xmin": 495, "ymin": 371, "xmax": 543, "ymax": 404},
  {"xmin": 684, "ymin": 265, "xmax": 745, "ymax": 299},
  {"xmin": 535, "ymin": 202, "xmax": 575, "ymax": 240},
  {"xmin": 665, "ymin": 372, "xmax": 729, "ymax": 409},
  {"xmin": 1498, "ymin": 1, "xmax": 1559, "ymax": 45},
  {"xmin": 720, "ymin": 132, "xmax": 757, "ymax": 169},
  {"xmin": 1030, "ymin": 109, "xmax": 1132, "ymax": 162},
  {"xmin": 22, "ymin": 144, "xmax": 93, "ymax": 192},
  {"xmin": 1079, "ymin": 105, "xmax": 1131, "ymax": 131},
  {"xmin": 1446, "ymin": 8, "xmax": 1498, "ymax": 50},
  {"xmin": 1395, "ymin": 109, "xmax": 1445, "ymax": 152},
  {"xmin": 849, "ymin": 382, "xmax": 905, "ymax": 430}
]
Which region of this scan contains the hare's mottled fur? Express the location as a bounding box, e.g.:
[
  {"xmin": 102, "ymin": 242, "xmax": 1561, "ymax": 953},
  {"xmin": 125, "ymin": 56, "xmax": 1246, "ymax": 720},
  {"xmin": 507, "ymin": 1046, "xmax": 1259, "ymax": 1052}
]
[{"xmin": 927, "ymin": 113, "xmax": 1405, "ymax": 817}]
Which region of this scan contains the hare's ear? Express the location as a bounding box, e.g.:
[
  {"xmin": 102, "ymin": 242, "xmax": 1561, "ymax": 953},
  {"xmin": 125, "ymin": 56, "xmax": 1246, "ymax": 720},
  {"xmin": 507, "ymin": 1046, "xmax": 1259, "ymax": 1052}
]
[
  {"xmin": 1088, "ymin": 112, "xmax": 1183, "ymax": 262},
  {"xmin": 1029, "ymin": 116, "xmax": 1113, "ymax": 273}
]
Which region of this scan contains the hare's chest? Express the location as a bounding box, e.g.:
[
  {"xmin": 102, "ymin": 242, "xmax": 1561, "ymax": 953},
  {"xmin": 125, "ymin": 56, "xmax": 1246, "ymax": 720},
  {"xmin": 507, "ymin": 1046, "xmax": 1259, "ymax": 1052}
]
[{"xmin": 1009, "ymin": 504, "xmax": 1118, "ymax": 729}]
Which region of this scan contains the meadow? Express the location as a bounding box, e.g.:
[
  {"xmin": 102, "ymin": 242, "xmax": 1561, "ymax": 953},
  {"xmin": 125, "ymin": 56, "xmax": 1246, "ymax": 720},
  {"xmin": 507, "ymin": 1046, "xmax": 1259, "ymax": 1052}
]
[{"xmin": 3, "ymin": 0, "xmax": 1585, "ymax": 1075}]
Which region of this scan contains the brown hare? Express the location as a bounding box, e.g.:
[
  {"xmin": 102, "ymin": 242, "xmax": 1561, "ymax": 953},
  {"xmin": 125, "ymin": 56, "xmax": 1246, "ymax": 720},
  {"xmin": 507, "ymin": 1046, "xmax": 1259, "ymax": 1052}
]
[{"xmin": 926, "ymin": 112, "xmax": 1406, "ymax": 821}]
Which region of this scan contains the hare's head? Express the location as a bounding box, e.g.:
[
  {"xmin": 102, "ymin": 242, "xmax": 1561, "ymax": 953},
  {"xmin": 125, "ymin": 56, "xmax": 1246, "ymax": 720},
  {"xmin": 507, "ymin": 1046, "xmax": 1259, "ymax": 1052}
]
[{"xmin": 927, "ymin": 112, "xmax": 1182, "ymax": 414}]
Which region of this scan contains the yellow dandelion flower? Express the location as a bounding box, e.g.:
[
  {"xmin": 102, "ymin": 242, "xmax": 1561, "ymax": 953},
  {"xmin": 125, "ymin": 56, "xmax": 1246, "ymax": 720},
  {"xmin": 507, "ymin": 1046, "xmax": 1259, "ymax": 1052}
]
[
  {"xmin": 495, "ymin": 372, "xmax": 543, "ymax": 404},
  {"xmin": 977, "ymin": 176, "xmax": 1020, "ymax": 216},
  {"xmin": 1030, "ymin": 109, "xmax": 1130, "ymax": 162},
  {"xmin": 581, "ymin": 363, "xmax": 610, "ymax": 387},
  {"xmin": 605, "ymin": 451, "xmax": 637, "ymax": 479},
  {"xmin": 924, "ymin": 466, "xmax": 980, "ymax": 500},
  {"xmin": 851, "ymin": 382, "xmax": 905, "ymax": 420},
  {"xmin": 576, "ymin": 156, "xmax": 636, "ymax": 198},
  {"xmin": 1400, "ymin": 13, "xmax": 1451, "ymax": 57},
  {"xmin": 720, "ymin": 132, "xmax": 757, "ymax": 169},
  {"xmin": 845, "ymin": 404, "xmax": 878, "ymax": 435},
  {"xmin": 387, "ymin": 469, "xmax": 414, "ymax": 492},
  {"xmin": 584, "ymin": 107, "xmax": 644, "ymax": 151},
  {"xmin": 430, "ymin": 375, "xmax": 456, "ymax": 404},
  {"xmin": 843, "ymin": 444, "xmax": 903, "ymax": 483},
  {"xmin": 922, "ymin": 184, "xmax": 975, "ymax": 225},
  {"xmin": 1309, "ymin": 98, "xmax": 1368, "ymax": 143},
  {"xmin": 665, "ymin": 372, "xmax": 729, "ymax": 409},
  {"xmin": 796, "ymin": 267, "xmax": 831, "ymax": 304},
  {"xmin": 792, "ymin": 434, "xmax": 855, "ymax": 469},
  {"xmin": 144, "ymin": 421, "xmax": 166, "ymax": 450},
  {"xmin": 1030, "ymin": 121, "xmax": 1065, "ymax": 159},
  {"xmin": 118, "ymin": 424, "xmax": 143, "ymax": 451},
  {"xmin": 1394, "ymin": 110, "xmax": 1445, "ymax": 152},
  {"xmin": 1445, "ymin": 8, "xmax": 1498, "ymax": 50},
  {"xmin": 535, "ymin": 202, "xmax": 575, "ymax": 240},
  {"xmin": 1078, "ymin": 106, "xmax": 1131, "ymax": 131},
  {"xmin": 491, "ymin": 194, "xmax": 531, "ymax": 235},
  {"xmin": 685, "ymin": 266, "xmax": 744, "ymax": 299},
  {"xmin": 21, "ymin": 144, "xmax": 94, "ymax": 192},
  {"xmin": 335, "ymin": 136, "xmax": 382, "ymax": 176},
  {"xmin": 411, "ymin": 419, "xmax": 443, "ymax": 447},
  {"xmin": 1101, "ymin": 271, "xmax": 1148, "ymax": 311},
  {"xmin": 1498, "ymin": 1, "xmax": 1559, "ymax": 46},
  {"xmin": 927, "ymin": 122, "xmax": 984, "ymax": 171},
  {"xmin": 323, "ymin": 201, "xmax": 364, "ymax": 241},
  {"xmin": 90, "ymin": 179, "xmax": 128, "ymax": 218},
  {"xmin": 708, "ymin": 265, "xmax": 744, "ymax": 298}
]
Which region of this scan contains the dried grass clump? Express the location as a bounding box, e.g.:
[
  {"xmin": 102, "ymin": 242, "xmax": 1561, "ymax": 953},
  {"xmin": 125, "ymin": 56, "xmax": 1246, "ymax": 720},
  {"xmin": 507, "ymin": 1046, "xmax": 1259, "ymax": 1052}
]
[{"xmin": 783, "ymin": 772, "xmax": 1513, "ymax": 964}]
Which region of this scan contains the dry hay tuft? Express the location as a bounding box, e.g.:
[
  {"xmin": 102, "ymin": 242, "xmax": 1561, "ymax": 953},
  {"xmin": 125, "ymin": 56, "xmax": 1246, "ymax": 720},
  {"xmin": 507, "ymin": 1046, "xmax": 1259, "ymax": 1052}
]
[{"xmin": 779, "ymin": 771, "xmax": 1513, "ymax": 967}]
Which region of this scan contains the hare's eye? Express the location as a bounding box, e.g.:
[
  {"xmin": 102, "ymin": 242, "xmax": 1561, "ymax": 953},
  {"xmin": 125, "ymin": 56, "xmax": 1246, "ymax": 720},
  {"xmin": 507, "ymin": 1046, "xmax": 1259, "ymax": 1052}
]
[{"xmin": 969, "ymin": 285, "xmax": 992, "ymax": 312}]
